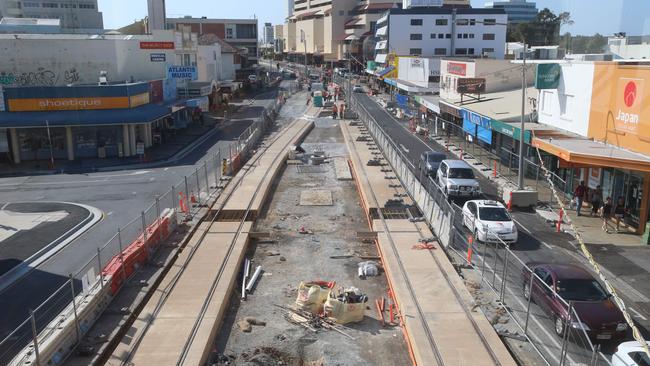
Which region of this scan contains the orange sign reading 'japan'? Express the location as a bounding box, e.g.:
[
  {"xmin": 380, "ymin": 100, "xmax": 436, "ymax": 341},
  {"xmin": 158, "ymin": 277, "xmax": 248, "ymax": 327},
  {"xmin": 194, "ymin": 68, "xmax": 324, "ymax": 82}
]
[{"xmin": 588, "ymin": 63, "xmax": 650, "ymax": 156}]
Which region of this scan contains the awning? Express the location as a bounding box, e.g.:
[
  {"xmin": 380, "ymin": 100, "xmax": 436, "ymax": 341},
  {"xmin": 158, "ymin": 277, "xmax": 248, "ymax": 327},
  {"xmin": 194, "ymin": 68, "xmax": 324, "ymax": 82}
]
[
  {"xmin": 395, "ymin": 79, "xmax": 431, "ymax": 93},
  {"xmin": 414, "ymin": 95, "xmax": 440, "ymax": 114},
  {"xmin": 376, "ymin": 65, "xmax": 395, "ymax": 78},
  {"xmin": 374, "ymin": 53, "xmax": 387, "ymax": 63},
  {"xmin": 0, "ymin": 101, "xmax": 178, "ymax": 128},
  {"xmin": 384, "ymin": 78, "xmax": 397, "ymax": 87},
  {"xmin": 345, "ymin": 34, "xmax": 360, "ymax": 41},
  {"xmin": 375, "ymin": 40, "xmax": 387, "ymax": 50},
  {"xmin": 532, "ymin": 137, "xmax": 650, "ymax": 172},
  {"xmin": 376, "ymin": 26, "xmax": 387, "ymax": 37},
  {"xmin": 377, "ymin": 13, "xmax": 388, "ymax": 25}
]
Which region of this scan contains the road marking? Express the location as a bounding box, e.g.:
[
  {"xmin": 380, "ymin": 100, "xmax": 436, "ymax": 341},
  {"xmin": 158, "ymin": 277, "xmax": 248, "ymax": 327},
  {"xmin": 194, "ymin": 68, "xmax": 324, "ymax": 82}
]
[
  {"xmin": 631, "ymin": 307, "xmax": 648, "ymax": 321},
  {"xmin": 512, "ymin": 218, "xmax": 532, "ymax": 234},
  {"xmin": 0, "ymin": 178, "xmax": 153, "ymax": 187},
  {"xmin": 1, "ymin": 202, "xmax": 8, "ymax": 210},
  {"xmin": 164, "ymin": 168, "xmax": 169, "ymax": 171},
  {"xmin": 107, "ymin": 211, "xmax": 114, "ymax": 216},
  {"xmin": 541, "ymin": 241, "xmax": 554, "ymax": 250},
  {"xmin": 400, "ymin": 144, "xmax": 410, "ymax": 154}
]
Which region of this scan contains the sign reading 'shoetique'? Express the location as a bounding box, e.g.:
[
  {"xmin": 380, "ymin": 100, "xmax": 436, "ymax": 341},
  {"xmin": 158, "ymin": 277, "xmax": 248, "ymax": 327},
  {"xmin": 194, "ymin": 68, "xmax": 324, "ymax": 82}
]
[{"xmin": 7, "ymin": 92, "xmax": 150, "ymax": 112}]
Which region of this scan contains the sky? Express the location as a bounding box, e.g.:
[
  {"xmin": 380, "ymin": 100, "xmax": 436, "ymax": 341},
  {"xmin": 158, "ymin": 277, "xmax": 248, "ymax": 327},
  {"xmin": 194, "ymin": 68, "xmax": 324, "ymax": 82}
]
[{"xmin": 98, "ymin": 0, "xmax": 650, "ymax": 37}]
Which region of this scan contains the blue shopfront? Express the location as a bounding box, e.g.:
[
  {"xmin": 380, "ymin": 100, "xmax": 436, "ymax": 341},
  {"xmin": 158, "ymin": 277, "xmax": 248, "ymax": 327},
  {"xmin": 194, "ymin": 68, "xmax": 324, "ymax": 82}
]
[{"xmin": 461, "ymin": 109, "xmax": 492, "ymax": 147}]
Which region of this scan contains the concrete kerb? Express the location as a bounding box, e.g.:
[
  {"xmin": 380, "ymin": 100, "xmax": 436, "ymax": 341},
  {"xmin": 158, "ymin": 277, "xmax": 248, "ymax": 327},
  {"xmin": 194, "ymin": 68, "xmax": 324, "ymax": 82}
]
[{"xmin": 0, "ymin": 202, "xmax": 103, "ymax": 295}]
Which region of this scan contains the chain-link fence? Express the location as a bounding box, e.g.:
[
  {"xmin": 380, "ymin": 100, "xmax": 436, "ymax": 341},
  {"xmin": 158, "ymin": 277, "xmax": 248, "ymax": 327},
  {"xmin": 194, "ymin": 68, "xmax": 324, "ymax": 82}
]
[
  {"xmin": 0, "ymin": 91, "xmax": 291, "ymax": 366},
  {"xmin": 350, "ymin": 93, "xmax": 611, "ymax": 366}
]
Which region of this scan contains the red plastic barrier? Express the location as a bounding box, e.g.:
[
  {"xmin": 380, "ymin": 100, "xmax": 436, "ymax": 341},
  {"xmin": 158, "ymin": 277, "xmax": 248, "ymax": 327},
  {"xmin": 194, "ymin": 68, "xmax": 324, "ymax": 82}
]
[{"xmin": 102, "ymin": 214, "xmax": 174, "ymax": 295}]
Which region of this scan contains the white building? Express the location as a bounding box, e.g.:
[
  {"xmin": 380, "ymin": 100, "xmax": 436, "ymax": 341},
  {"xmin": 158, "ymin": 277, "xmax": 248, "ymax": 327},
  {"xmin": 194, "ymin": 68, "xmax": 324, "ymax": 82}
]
[
  {"xmin": 0, "ymin": 0, "xmax": 103, "ymax": 31},
  {"xmin": 263, "ymin": 22, "xmax": 274, "ymax": 45},
  {"xmin": 403, "ymin": 0, "xmax": 443, "ymax": 8},
  {"xmin": 606, "ymin": 34, "xmax": 650, "ymax": 60},
  {"xmin": 376, "ymin": 7, "xmax": 507, "ymax": 59},
  {"xmin": 484, "ymin": 0, "xmax": 537, "ymax": 25}
]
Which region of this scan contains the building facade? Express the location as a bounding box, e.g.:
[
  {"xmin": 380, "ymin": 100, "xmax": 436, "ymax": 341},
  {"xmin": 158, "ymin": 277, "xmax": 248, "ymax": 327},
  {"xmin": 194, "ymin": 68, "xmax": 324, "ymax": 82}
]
[
  {"xmin": 376, "ymin": 7, "xmax": 507, "ymax": 60},
  {"xmin": 606, "ymin": 35, "xmax": 650, "ymax": 60},
  {"xmin": 534, "ymin": 60, "xmax": 650, "ymax": 234},
  {"xmin": 0, "ymin": 0, "xmax": 103, "ymax": 31},
  {"xmin": 263, "ymin": 22, "xmax": 274, "ymax": 45},
  {"xmin": 166, "ymin": 17, "xmax": 258, "ymax": 66},
  {"xmin": 484, "ymin": 0, "xmax": 537, "ymax": 24}
]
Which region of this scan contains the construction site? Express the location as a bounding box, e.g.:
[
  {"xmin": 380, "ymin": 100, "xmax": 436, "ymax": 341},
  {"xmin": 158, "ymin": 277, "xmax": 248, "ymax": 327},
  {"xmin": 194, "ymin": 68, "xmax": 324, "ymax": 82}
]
[{"xmin": 7, "ymin": 82, "xmax": 528, "ymax": 366}]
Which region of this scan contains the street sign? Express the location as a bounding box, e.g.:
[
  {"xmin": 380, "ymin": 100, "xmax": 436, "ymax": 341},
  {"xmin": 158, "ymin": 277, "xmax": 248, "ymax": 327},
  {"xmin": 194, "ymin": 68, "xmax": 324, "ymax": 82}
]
[
  {"xmin": 150, "ymin": 53, "xmax": 166, "ymax": 62},
  {"xmin": 167, "ymin": 65, "xmax": 198, "ymax": 80},
  {"xmin": 136, "ymin": 142, "xmax": 145, "ymax": 155}
]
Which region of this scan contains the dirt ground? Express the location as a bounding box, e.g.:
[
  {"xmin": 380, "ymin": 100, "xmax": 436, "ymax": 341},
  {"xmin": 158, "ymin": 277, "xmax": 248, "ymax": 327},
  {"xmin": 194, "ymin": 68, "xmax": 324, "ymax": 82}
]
[{"xmin": 212, "ymin": 113, "xmax": 410, "ymax": 365}]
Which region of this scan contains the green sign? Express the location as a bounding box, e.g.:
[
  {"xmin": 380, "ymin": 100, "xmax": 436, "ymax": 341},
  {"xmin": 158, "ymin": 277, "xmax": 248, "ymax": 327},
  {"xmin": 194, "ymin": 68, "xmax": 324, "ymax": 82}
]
[
  {"xmin": 491, "ymin": 119, "xmax": 531, "ymax": 143},
  {"xmin": 535, "ymin": 63, "xmax": 561, "ymax": 89},
  {"xmin": 367, "ymin": 61, "xmax": 377, "ymax": 71}
]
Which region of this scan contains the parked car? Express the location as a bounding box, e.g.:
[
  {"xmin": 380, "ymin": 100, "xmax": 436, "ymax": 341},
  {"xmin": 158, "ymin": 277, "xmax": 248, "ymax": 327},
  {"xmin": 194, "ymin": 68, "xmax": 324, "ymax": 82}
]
[
  {"xmin": 612, "ymin": 341, "xmax": 650, "ymax": 366},
  {"xmin": 352, "ymin": 85, "xmax": 364, "ymax": 93},
  {"xmin": 418, "ymin": 151, "xmax": 446, "ymax": 177},
  {"xmin": 462, "ymin": 200, "xmax": 518, "ymax": 244},
  {"xmin": 522, "ymin": 263, "xmax": 628, "ymax": 342},
  {"xmin": 436, "ymin": 159, "xmax": 481, "ymax": 198},
  {"xmin": 248, "ymin": 74, "xmax": 258, "ymax": 83}
]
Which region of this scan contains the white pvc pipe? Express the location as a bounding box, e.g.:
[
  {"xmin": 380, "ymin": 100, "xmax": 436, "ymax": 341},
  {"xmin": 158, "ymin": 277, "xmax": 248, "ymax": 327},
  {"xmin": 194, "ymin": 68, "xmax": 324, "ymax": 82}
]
[{"xmin": 245, "ymin": 265, "xmax": 263, "ymax": 293}]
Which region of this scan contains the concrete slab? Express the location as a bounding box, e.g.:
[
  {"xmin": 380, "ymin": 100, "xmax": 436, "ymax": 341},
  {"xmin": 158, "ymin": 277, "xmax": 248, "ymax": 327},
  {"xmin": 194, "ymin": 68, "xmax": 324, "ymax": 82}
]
[
  {"xmin": 334, "ymin": 157, "xmax": 353, "ymax": 180},
  {"xmin": 299, "ymin": 190, "xmax": 333, "ymax": 206}
]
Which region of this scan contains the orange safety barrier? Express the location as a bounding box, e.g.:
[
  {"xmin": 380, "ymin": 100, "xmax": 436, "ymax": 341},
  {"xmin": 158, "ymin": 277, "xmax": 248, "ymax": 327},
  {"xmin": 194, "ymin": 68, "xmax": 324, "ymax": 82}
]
[
  {"xmin": 102, "ymin": 215, "xmax": 174, "ymax": 295},
  {"xmin": 507, "ymin": 191, "xmax": 513, "ymax": 212},
  {"xmin": 467, "ymin": 235, "xmax": 474, "ymax": 263}
]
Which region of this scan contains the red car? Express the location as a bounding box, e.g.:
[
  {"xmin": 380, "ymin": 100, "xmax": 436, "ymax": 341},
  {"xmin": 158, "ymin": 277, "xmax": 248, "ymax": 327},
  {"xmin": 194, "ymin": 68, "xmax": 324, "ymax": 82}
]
[{"xmin": 522, "ymin": 263, "xmax": 628, "ymax": 342}]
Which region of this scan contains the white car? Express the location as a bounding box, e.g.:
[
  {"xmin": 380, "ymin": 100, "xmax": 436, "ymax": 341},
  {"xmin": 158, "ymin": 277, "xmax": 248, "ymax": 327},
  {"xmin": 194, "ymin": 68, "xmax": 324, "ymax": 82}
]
[
  {"xmin": 612, "ymin": 341, "xmax": 650, "ymax": 366},
  {"xmin": 462, "ymin": 200, "xmax": 518, "ymax": 245},
  {"xmin": 352, "ymin": 85, "xmax": 364, "ymax": 93},
  {"xmin": 248, "ymin": 74, "xmax": 258, "ymax": 83},
  {"xmin": 436, "ymin": 159, "xmax": 481, "ymax": 198}
]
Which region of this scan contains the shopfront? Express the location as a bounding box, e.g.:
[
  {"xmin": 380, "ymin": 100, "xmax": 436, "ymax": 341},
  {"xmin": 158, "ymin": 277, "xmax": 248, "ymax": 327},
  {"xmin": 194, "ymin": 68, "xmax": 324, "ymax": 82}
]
[{"xmin": 461, "ymin": 109, "xmax": 492, "ymax": 149}]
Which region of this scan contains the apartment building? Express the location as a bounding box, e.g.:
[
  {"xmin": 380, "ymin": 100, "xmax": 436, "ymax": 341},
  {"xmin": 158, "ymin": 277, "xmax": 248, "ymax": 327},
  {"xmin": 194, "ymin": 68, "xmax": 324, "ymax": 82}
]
[
  {"xmin": 166, "ymin": 17, "xmax": 258, "ymax": 65},
  {"xmin": 375, "ymin": 7, "xmax": 507, "ymax": 60},
  {"xmin": 0, "ymin": 0, "xmax": 103, "ymax": 31},
  {"xmin": 283, "ymin": 0, "xmax": 402, "ymax": 63}
]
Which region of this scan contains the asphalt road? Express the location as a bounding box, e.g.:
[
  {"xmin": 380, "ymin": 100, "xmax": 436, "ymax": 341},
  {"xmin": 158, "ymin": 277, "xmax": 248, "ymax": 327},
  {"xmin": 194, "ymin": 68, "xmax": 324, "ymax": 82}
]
[
  {"xmin": 352, "ymin": 91, "xmax": 650, "ymax": 364},
  {"xmin": 0, "ymin": 87, "xmax": 283, "ymax": 358}
]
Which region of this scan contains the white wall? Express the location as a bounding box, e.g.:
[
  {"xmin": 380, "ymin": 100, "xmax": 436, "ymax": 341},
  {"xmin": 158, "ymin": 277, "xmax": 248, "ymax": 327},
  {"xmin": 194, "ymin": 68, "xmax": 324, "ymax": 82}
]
[
  {"xmin": 220, "ymin": 53, "xmax": 237, "ymax": 81},
  {"xmin": 537, "ymin": 62, "xmax": 595, "ymax": 137},
  {"xmin": 197, "ymin": 44, "xmax": 222, "ymax": 82},
  {"xmin": 388, "ymin": 12, "xmax": 506, "ymax": 59},
  {"xmin": 0, "ymin": 31, "xmax": 178, "ymax": 87}
]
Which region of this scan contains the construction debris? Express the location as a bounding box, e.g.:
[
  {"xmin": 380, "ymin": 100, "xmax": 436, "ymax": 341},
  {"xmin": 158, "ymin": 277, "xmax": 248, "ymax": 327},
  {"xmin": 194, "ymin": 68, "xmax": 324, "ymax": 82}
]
[
  {"xmin": 274, "ymin": 304, "xmax": 355, "ymax": 340},
  {"xmin": 324, "ymin": 287, "xmax": 368, "ymax": 324},
  {"xmin": 237, "ymin": 317, "xmax": 267, "ymax": 333},
  {"xmin": 357, "ymin": 261, "xmax": 379, "ymax": 278},
  {"xmin": 295, "ymin": 281, "xmax": 335, "ymax": 314}
]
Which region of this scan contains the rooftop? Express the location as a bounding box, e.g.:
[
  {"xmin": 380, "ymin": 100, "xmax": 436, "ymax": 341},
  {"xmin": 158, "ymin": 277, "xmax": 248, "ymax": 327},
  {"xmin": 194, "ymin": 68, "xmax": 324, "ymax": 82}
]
[
  {"xmin": 0, "ymin": 17, "xmax": 60, "ymax": 26},
  {"xmin": 388, "ymin": 7, "xmax": 506, "ymax": 15},
  {"xmin": 167, "ymin": 17, "xmax": 257, "ymax": 24},
  {"xmin": 442, "ymin": 86, "xmax": 536, "ymax": 122}
]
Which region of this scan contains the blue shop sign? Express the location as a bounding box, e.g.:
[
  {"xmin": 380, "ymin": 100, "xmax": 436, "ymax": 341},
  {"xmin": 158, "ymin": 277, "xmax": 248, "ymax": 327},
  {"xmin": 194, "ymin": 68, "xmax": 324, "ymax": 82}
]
[
  {"xmin": 167, "ymin": 65, "xmax": 198, "ymax": 80},
  {"xmin": 461, "ymin": 109, "xmax": 492, "ymax": 144}
]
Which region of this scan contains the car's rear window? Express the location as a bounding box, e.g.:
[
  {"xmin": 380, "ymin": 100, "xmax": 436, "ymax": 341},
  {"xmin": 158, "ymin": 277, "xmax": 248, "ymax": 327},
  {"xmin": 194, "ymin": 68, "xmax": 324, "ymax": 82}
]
[
  {"xmin": 556, "ymin": 279, "xmax": 609, "ymax": 302},
  {"xmin": 448, "ymin": 168, "xmax": 475, "ymax": 179},
  {"xmin": 479, "ymin": 207, "xmax": 510, "ymax": 221},
  {"xmin": 426, "ymin": 154, "xmax": 444, "ymax": 163}
]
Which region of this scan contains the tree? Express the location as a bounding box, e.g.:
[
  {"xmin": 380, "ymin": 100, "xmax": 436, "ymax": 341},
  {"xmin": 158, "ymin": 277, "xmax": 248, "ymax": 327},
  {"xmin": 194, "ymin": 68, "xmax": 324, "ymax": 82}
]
[{"xmin": 508, "ymin": 8, "xmax": 574, "ymax": 46}]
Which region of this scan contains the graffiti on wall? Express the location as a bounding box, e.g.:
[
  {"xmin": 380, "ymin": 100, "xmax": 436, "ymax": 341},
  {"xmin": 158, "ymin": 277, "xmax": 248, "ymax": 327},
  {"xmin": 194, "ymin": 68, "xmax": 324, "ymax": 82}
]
[{"xmin": 0, "ymin": 67, "xmax": 83, "ymax": 87}]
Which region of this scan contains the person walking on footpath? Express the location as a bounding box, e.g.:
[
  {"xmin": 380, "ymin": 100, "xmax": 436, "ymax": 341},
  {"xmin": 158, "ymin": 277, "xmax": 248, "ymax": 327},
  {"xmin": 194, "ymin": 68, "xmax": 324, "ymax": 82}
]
[
  {"xmin": 573, "ymin": 181, "xmax": 587, "ymax": 216},
  {"xmin": 591, "ymin": 185, "xmax": 602, "ymax": 216},
  {"xmin": 614, "ymin": 196, "xmax": 626, "ymax": 233},
  {"xmin": 600, "ymin": 197, "xmax": 613, "ymax": 233},
  {"xmin": 332, "ymin": 103, "xmax": 338, "ymax": 119}
]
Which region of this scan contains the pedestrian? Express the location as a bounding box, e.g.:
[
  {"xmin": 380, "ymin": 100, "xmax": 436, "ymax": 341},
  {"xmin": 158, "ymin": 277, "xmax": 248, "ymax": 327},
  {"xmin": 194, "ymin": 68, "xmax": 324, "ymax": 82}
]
[
  {"xmin": 591, "ymin": 185, "xmax": 602, "ymax": 216},
  {"xmin": 573, "ymin": 181, "xmax": 587, "ymax": 216},
  {"xmin": 614, "ymin": 196, "xmax": 626, "ymax": 233},
  {"xmin": 332, "ymin": 104, "xmax": 338, "ymax": 119},
  {"xmin": 306, "ymin": 97, "xmax": 311, "ymax": 106},
  {"xmin": 600, "ymin": 197, "xmax": 613, "ymax": 233}
]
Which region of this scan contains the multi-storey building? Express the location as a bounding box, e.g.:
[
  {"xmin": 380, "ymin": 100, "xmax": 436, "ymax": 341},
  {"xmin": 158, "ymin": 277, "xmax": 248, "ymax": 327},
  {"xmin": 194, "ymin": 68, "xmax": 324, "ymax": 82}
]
[
  {"xmin": 263, "ymin": 22, "xmax": 274, "ymax": 46},
  {"xmin": 484, "ymin": 0, "xmax": 537, "ymax": 24},
  {"xmin": 166, "ymin": 17, "xmax": 258, "ymax": 66},
  {"xmin": 375, "ymin": 7, "xmax": 507, "ymax": 60},
  {"xmin": 403, "ymin": 0, "xmax": 470, "ymax": 7},
  {"xmin": 282, "ymin": 0, "xmax": 402, "ymax": 63},
  {"xmin": 0, "ymin": 0, "xmax": 104, "ymax": 31}
]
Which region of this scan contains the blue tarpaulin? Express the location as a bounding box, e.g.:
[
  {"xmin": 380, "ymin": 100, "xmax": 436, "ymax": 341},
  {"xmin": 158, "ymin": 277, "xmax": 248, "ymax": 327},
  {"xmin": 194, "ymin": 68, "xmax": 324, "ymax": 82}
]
[
  {"xmin": 463, "ymin": 119, "xmax": 476, "ymax": 136},
  {"xmin": 395, "ymin": 94, "xmax": 408, "ymax": 108}
]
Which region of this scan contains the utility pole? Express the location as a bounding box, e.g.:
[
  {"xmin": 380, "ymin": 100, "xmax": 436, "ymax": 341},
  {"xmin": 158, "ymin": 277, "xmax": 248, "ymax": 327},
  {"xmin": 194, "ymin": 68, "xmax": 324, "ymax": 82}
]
[{"xmin": 517, "ymin": 43, "xmax": 527, "ymax": 190}]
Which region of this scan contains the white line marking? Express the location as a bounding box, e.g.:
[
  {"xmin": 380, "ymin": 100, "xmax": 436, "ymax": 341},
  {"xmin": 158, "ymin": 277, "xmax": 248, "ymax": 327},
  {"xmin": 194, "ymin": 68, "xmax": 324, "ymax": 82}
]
[
  {"xmin": 1, "ymin": 202, "xmax": 9, "ymax": 210},
  {"xmin": 512, "ymin": 218, "xmax": 532, "ymax": 234},
  {"xmin": 630, "ymin": 307, "xmax": 648, "ymax": 321},
  {"xmin": 400, "ymin": 144, "xmax": 410, "ymax": 153},
  {"xmin": 541, "ymin": 241, "xmax": 554, "ymax": 250},
  {"xmin": 107, "ymin": 211, "xmax": 114, "ymax": 216}
]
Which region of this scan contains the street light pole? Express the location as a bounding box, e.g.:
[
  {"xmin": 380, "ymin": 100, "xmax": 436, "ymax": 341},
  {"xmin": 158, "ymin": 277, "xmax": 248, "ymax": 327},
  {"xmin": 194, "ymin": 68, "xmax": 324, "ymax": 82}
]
[{"xmin": 518, "ymin": 43, "xmax": 527, "ymax": 190}]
